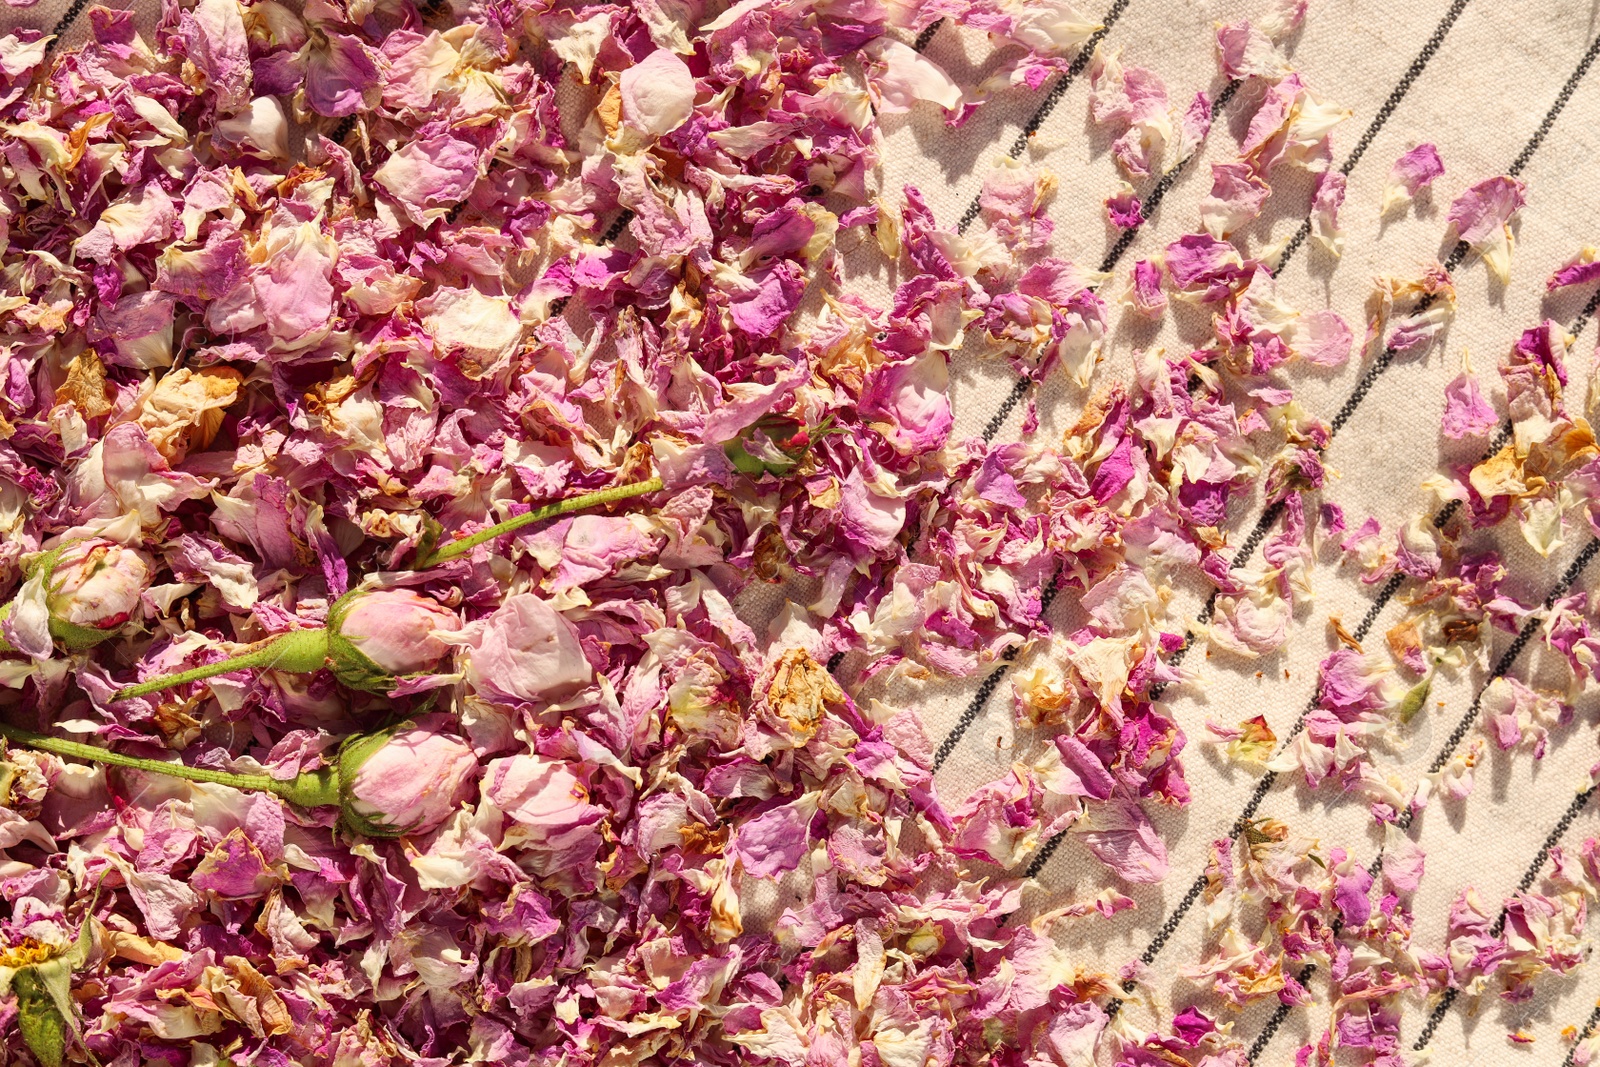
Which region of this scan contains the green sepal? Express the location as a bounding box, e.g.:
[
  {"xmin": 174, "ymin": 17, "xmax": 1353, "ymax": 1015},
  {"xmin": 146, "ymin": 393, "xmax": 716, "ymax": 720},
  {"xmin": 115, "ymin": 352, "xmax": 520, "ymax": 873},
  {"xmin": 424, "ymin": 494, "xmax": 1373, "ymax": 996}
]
[
  {"xmin": 272, "ymin": 766, "xmax": 342, "ymax": 809},
  {"xmin": 1, "ymin": 544, "xmax": 117, "ymax": 654},
  {"xmin": 23, "ymin": 543, "xmax": 72, "ymax": 584},
  {"xmin": 334, "ymin": 722, "xmax": 415, "ymax": 838},
  {"xmin": 412, "ymin": 513, "xmax": 444, "ymax": 571},
  {"xmin": 722, "ymin": 414, "xmax": 843, "ymax": 478},
  {"xmin": 723, "ymin": 438, "xmax": 799, "ymax": 477},
  {"xmin": 324, "ymin": 591, "xmax": 399, "ymax": 694},
  {"xmin": 48, "ymin": 615, "xmax": 118, "ymax": 652},
  {"xmin": 36, "ymin": 542, "xmax": 123, "ymax": 650}
]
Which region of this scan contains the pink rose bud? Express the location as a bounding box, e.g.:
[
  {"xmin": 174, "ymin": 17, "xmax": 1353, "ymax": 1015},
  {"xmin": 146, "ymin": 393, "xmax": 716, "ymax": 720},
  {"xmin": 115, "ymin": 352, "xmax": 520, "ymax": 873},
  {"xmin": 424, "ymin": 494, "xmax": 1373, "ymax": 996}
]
[
  {"xmin": 338, "ymin": 716, "xmax": 479, "ymax": 836},
  {"xmin": 2, "ymin": 538, "xmax": 155, "ymax": 656},
  {"xmin": 113, "ymin": 588, "xmax": 461, "ymax": 702},
  {"xmin": 46, "ymin": 539, "xmax": 152, "ymax": 631},
  {"xmin": 324, "ymin": 588, "xmax": 462, "ymax": 693},
  {"xmin": 331, "ymin": 589, "xmax": 462, "ymax": 678}
]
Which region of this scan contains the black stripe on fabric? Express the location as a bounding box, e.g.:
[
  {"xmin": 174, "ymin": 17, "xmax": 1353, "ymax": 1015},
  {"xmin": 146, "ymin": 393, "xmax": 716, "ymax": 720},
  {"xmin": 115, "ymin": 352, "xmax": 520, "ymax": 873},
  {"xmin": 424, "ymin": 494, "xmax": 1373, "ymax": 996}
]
[
  {"xmin": 859, "ymin": 0, "xmax": 1588, "ymax": 782},
  {"xmin": 1408, "ymin": 785, "xmax": 1598, "ymax": 1052},
  {"xmin": 974, "ymin": 77, "xmax": 1244, "ymax": 445},
  {"xmin": 980, "ymin": 377, "xmax": 1034, "ymax": 443},
  {"xmin": 1571, "ymin": 284, "xmax": 1600, "ymax": 340},
  {"xmin": 601, "ymin": 210, "xmax": 635, "ymax": 243},
  {"xmin": 1427, "ymin": 537, "xmax": 1600, "ymax": 777},
  {"xmin": 719, "ymin": 22, "xmax": 955, "ymax": 682},
  {"xmin": 1095, "ymin": 79, "xmax": 1245, "ymax": 274},
  {"xmin": 1248, "ymin": 994, "xmax": 1300, "ymax": 1063},
  {"xmin": 1429, "ymin": 288, "xmax": 1600, "ymax": 526},
  {"xmin": 932, "ymin": 653, "xmax": 1018, "ymax": 771},
  {"xmin": 930, "ymin": 563, "xmax": 1067, "ymax": 773},
  {"xmin": 1098, "ymin": 573, "xmax": 1404, "ymax": 1019},
  {"xmin": 1324, "ymin": 30, "xmax": 1600, "ymax": 438},
  {"xmin": 1102, "ymin": 279, "xmax": 1600, "ymax": 1021},
  {"xmin": 843, "ymin": 0, "xmax": 1131, "ymax": 682},
  {"xmin": 1509, "ymin": 787, "xmax": 1596, "ymax": 900},
  {"xmin": 44, "ymin": 0, "xmax": 91, "ymax": 53},
  {"xmin": 1418, "ymin": 416, "xmax": 1514, "ymax": 529},
  {"xmin": 1217, "ymin": 51, "xmax": 1600, "ymax": 964},
  {"xmin": 1273, "ymin": 0, "xmax": 1472, "ymax": 269},
  {"xmin": 1508, "ymin": 31, "xmax": 1600, "ymax": 178},
  {"xmin": 982, "ymin": 0, "xmax": 1474, "ymax": 443},
  {"xmin": 546, "ymin": 209, "xmax": 641, "ymax": 319},
  {"xmin": 1337, "ymin": 0, "xmax": 1473, "ymax": 177},
  {"xmin": 1329, "ymin": 260, "xmax": 1461, "ymax": 435},
  {"xmin": 954, "ymin": 0, "xmax": 1135, "ymax": 235},
  {"xmin": 1563, "ymin": 1002, "xmax": 1600, "ymax": 1067},
  {"xmin": 1032, "ymin": 415, "xmax": 1505, "ymax": 903},
  {"xmin": 917, "ymin": 2, "xmax": 1591, "ymax": 1052},
  {"xmin": 1243, "ymin": 537, "xmax": 1600, "ymax": 1063}
]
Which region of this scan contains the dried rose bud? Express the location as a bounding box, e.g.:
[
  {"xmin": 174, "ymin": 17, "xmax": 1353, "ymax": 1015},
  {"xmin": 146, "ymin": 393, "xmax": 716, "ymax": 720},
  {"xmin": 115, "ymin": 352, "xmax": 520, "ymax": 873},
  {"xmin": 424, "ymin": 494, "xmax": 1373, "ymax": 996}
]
[
  {"xmin": 0, "ymin": 719, "xmax": 474, "ymax": 841},
  {"xmin": 46, "ymin": 539, "xmax": 151, "ymax": 633},
  {"xmin": 337, "ymin": 717, "xmax": 478, "ymax": 837},
  {"xmin": 0, "ymin": 889, "xmax": 97, "ymax": 1067},
  {"xmin": 114, "ymin": 588, "xmax": 460, "ymax": 702},
  {"xmin": 325, "ymin": 589, "xmax": 462, "ymax": 690},
  {"xmin": 108, "ymin": 476, "xmax": 659, "ymax": 700},
  {"xmin": 1, "ymin": 538, "xmax": 154, "ymax": 655}
]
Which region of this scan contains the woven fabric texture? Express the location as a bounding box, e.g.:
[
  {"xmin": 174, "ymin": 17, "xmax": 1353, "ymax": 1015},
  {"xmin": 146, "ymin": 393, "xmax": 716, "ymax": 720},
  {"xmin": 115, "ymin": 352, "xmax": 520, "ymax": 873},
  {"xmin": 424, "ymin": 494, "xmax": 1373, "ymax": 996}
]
[{"xmin": 859, "ymin": 5, "xmax": 1600, "ymax": 1064}]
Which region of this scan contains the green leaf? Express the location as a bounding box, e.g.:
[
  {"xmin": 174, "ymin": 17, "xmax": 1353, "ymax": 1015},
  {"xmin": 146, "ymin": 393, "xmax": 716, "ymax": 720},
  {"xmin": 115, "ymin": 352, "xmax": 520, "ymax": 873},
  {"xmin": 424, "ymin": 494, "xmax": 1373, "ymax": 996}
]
[
  {"xmin": 48, "ymin": 615, "xmax": 118, "ymax": 652},
  {"xmin": 1395, "ymin": 675, "xmax": 1432, "ymax": 725},
  {"xmin": 13, "ymin": 966, "xmax": 69, "ymax": 1067},
  {"xmin": 723, "ymin": 438, "xmax": 793, "ymax": 477}
]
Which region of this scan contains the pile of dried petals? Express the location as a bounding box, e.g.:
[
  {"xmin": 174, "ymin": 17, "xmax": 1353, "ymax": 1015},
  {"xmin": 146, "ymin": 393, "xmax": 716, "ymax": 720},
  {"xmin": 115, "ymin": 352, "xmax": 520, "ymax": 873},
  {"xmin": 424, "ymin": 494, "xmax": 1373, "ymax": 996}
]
[{"xmin": 2, "ymin": 2, "xmax": 1600, "ymax": 1066}]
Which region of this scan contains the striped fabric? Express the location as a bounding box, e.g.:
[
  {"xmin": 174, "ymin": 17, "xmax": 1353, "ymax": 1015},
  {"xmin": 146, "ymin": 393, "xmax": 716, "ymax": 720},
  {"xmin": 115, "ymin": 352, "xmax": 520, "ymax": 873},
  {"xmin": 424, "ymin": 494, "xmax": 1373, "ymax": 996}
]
[
  {"xmin": 10, "ymin": 1, "xmax": 1600, "ymax": 1062},
  {"xmin": 803, "ymin": 2, "xmax": 1600, "ymax": 1062}
]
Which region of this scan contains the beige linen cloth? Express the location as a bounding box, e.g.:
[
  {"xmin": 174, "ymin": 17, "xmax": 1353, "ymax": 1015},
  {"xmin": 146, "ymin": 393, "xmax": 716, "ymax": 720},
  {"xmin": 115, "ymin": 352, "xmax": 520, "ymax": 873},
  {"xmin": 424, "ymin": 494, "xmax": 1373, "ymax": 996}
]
[{"xmin": 7, "ymin": 1, "xmax": 1600, "ymax": 1063}]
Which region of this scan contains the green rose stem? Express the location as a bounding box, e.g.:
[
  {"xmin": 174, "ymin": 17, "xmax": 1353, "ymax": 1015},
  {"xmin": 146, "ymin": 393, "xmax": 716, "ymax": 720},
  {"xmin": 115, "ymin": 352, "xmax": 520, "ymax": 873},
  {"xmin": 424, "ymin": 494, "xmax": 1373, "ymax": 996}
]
[
  {"xmin": 0, "ymin": 721, "xmax": 340, "ymax": 808},
  {"xmin": 111, "ymin": 626, "xmax": 330, "ymax": 703},
  {"xmin": 420, "ymin": 476, "xmax": 664, "ymax": 567},
  {"xmin": 86, "ymin": 480, "xmax": 661, "ymax": 702}
]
